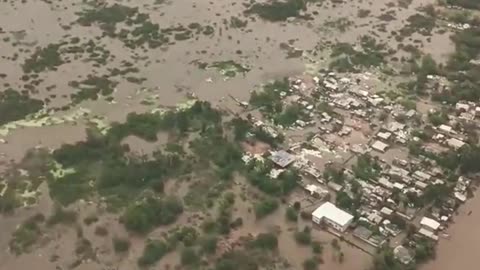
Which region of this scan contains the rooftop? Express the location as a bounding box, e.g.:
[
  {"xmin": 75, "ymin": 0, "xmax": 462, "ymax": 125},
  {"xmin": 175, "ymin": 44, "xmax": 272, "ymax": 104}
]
[
  {"xmin": 371, "ymin": 140, "xmax": 389, "ymax": 152},
  {"xmin": 394, "ymin": 245, "xmax": 414, "ymax": 265},
  {"xmin": 446, "ymin": 137, "xmax": 466, "ymax": 149},
  {"xmin": 420, "ymin": 217, "xmax": 441, "ymax": 231},
  {"xmin": 269, "ymin": 150, "xmax": 296, "ymax": 168},
  {"xmin": 312, "ymin": 202, "xmax": 354, "ymax": 227}
]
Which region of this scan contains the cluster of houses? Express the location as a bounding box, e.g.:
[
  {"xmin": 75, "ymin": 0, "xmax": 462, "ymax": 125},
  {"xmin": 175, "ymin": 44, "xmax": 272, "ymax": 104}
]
[{"xmin": 238, "ymin": 70, "xmax": 480, "ymax": 265}]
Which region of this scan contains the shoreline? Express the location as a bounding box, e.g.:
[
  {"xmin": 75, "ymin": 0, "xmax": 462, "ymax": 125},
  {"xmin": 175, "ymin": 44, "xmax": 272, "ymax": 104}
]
[{"xmin": 422, "ymin": 189, "xmax": 480, "ymax": 270}]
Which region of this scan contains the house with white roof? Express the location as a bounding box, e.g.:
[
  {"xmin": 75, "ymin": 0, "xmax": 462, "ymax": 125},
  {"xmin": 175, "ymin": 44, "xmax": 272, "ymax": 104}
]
[
  {"xmin": 312, "ymin": 202, "xmax": 354, "ymax": 232},
  {"xmin": 420, "ymin": 217, "xmax": 441, "ymax": 232}
]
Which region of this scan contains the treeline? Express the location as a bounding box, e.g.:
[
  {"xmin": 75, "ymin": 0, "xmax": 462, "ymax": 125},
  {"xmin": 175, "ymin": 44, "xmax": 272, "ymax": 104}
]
[
  {"xmin": 410, "ymin": 142, "xmax": 480, "ymax": 175},
  {"xmin": 49, "ymin": 101, "xmax": 223, "ymax": 206},
  {"xmin": 426, "ymin": 27, "xmax": 480, "ymax": 103},
  {"xmin": 446, "ymin": 0, "xmax": 480, "ymax": 10}
]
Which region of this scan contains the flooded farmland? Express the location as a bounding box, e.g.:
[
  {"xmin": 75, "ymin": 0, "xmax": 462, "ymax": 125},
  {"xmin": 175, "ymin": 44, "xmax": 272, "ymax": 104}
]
[{"xmin": 1, "ymin": 0, "xmax": 480, "ymax": 270}]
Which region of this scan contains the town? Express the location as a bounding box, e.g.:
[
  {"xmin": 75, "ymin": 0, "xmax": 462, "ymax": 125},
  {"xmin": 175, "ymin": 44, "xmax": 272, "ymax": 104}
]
[
  {"xmin": 1, "ymin": 0, "xmax": 480, "ymax": 270},
  {"xmin": 230, "ymin": 69, "xmax": 480, "ymax": 268}
]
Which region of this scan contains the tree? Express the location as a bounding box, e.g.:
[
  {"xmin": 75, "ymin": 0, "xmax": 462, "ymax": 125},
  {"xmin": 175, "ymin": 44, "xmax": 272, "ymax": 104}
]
[
  {"xmin": 336, "ymin": 192, "xmax": 355, "ymax": 212},
  {"xmin": 427, "ymin": 111, "xmax": 448, "ymax": 126},
  {"xmin": 254, "ymin": 198, "xmax": 279, "ymax": 218},
  {"xmin": 122, "ymin": 196, "xmax": 183, "ymax": 234},
  {"xmin": 200, "ymin": 236, "xmax": 218, "ymax": 254},
  {"xmin": 294, "ymin": 227, "xmax": 312, "ymax": 245},
  {"xmin": 286, "ymin": 207, "xmax": 298, "ymax": 222},
  {"xmin": 420, "ymin": 54, "xmax": 438, "ymax": 75},
  {"xmin": 303, "ymin": 258, "xmax": 318, "ymax": 270},
  {"xmin": 312, "ymin": 241, "xmax": 323, "ymax": 254},
  {"xmin": 251, "ymin": 233, "xmax": 278, "ymax": 250},
  {"xmin": 181, "ymin": 247, "xmax": 200, "ymax": 266},
  {"xmin": 459, "ymin": 145, "xmax": 480, "ymax": 173},
  {"xmin": 113, "ymin": 237, "xmax": 130, "ymax": 253},
  {"xmin": 137, "ymin": 240, "xmax": 170, "ymax": 267}
]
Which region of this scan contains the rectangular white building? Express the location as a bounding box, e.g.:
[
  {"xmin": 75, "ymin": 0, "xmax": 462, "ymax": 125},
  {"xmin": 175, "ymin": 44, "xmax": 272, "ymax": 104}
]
[
  {"xmin": 420, "ymin": 217, "xmax": 441, "ymax": 231},
  {"xmin": 312, "ymin": 202, "xmax": 354, "ymax": 232},
  {"xmin": 372, "ymin": 140, "xmax": 389, "ymax": 153}
]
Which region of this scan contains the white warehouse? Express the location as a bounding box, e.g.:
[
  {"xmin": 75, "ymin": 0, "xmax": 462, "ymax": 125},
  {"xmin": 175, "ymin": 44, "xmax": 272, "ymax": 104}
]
[{"xmin": 312, "ymin": 202, "xmax": 354, "ymax": 232}]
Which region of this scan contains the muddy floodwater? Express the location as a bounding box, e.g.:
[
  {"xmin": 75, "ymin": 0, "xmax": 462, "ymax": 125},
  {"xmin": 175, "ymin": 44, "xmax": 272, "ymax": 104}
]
[
  {"xmin": 422, "ymin": 192, "xmax": 480, "ymax": 270},
  {"xmin": 0, "ymin": 0, "xmax": 472, "ymax": 269}
]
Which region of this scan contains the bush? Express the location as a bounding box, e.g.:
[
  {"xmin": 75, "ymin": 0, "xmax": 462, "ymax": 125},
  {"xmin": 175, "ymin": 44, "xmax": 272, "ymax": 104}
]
[
  {"xmin": 286, "ymin": 207, "xmax": 298, "ymax": 222},
  {"xmin": 293, "ymin": 201, "xmax": 301, "ymax": 210},
  {"xmin": 181, "ymin": 247, "xmax": 200, "ymax": 266},
  {"xmin": 254, "ymin": 198, "xmax": 279, "ymax": 218},
  {"xmin": 171, "ymin": 226, "xmax": 198, "ymax": 246},
  {"xmin": 294, "ymin": 227, "xmax": 311, "ymax": 245},
  {"xmin": 303, "ymin": 258, "xmax": 318, "ymax": 270},
  {"xmin": 250, "ymin": 233, "xmax": 278, "ymax": 250},
  {"xmin": 137, "ymin": 240, "xmax": 170, "ymax": 267},
  {"xmin": 113, "ymin": 237, "xmax": 130, "ymax": 253},
  {"xmin": 83, "ymin": 215, "xmax": 98, "ymax": 225},
  {"xmin": 0, "ymin": 89, "xmax": 44, "ymax": 125},
  {"xmin": 300, "ymin": 211, "xmax": 311, "ymax": 220},
  {"xmin": 312, "ymin": 241, "xmax": 323, "ymax": 254},
  {"xmin": 9, "ymin": 213, "xmax": 45, "ymax": 255},
  {"xmin": 231, "ymin": 217, "xmax": 243, "ymax": 229},
  {"xmin": 47, "ymin": 206, "xmax": 77, "ymax": 226},
  {"xmin": 122, "ymin": 196, "xmax": 183, "ymax": 234},
  {"xmin": 200, "ymin": 236, "xmax": 218, "ymax": 254},
  {"xmin": 94, "ymin": 226, "xmax": 108, "ymax": 236}
]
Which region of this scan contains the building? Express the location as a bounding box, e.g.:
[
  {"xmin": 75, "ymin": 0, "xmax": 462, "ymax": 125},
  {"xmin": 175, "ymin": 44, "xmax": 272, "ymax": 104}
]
[
  {"xmin": 305, "ymin": 184, "xmax": 329, "ymax": 198},
  {"xmin": 380, "ymin": 207, "xmax": 394, "ymax": 216},
  {"xmin": 377, "ymin": 131, "xmax": 392, "ymax": 141},
  {"xmin": 413, "ymin": 171, "xmax": 432, "ymax": 182},
  {"xmin": 418, "ymin": 228, "xmax": 439, "ymax": 241},
  {"xmin": 456, "ymin": 102, "xmax": 470, "ymax": 112},
  {"xmin": 312, "ymin": 202, "xmax": 354, "ymax": 232},
  {"xmin": 372, "ymin": 140, "xmax": 389, "ymax": 153},
  {"xmin": 386, "ymin": 121, "xmax": 405, "ymax": 132},
  {"xmin": 269, "ymin": 150, "xmax": 296, "ymax": 168},
  {"xmin": 420, "ymin": 217, "xmax": 441, "ymax": 231},
  {"xmin": 415, "ymin": 181, "xmax": 428, "ymax": 190},
  {"xmin": 327, "ymin": 181, "xmax": 343, "ymax": 192},
  {"xmin": 438, "ymin": 124, "xmax": 453, "ymax": 134},
  {"xmin": 394, "ymin": 245, "xmax": 414, "ymax": 265},
  {"xmin": 446, "ymin": 137, "xmax": 466, "ymax": 150}
]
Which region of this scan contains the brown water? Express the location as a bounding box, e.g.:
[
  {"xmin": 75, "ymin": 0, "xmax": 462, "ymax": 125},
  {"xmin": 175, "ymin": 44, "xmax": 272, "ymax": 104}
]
[
  {"xmin": 0, "ymin": 0, "xmax": 462, "ymax": 269},
  {"xmin": 422, "ymin": 190, "xmax": 480, "ymax": 270}
]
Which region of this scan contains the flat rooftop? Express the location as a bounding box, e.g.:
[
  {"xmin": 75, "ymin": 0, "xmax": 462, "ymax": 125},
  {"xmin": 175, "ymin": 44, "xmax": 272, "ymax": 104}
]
[{"xmin": 312, "ymin": 202, "xmax": 354, "ymax": 226}]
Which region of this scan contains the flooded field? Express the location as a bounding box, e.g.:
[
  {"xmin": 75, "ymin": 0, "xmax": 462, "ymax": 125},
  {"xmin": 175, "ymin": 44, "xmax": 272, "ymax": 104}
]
[{"xmin": 0, "ymin": 0, "xmax": 478, "ymax": 269}]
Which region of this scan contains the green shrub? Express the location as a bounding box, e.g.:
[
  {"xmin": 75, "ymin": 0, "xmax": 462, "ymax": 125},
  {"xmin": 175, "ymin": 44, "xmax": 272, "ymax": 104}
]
[
  {"xmin": 137, "ymin": 240, "xmax": 170, "ymax": 267},
  {"xmin": 254, "ymin": 198, "xmax": 279, "ymax": 218},
  {"xmin": 113, "ymin": 237, "xmax": 130, "ymax": 253}
]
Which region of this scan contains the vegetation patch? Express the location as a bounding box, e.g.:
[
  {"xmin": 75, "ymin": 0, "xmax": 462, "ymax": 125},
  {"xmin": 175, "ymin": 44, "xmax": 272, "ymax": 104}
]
[
  {"xmin": 138, "ymin": 239, "xmax": 171, "ymax": 267},
  {"xmin": 9, "ymin": 213, "xmax": 45, "ymax": 255},
  {"xmin": 69, "ymin": 75, "xmax": 118, "ymax": 103},
  {"xmin": 194, "ymin": 60, "xmax": 251, "ymax": 78},
  {"xmin": 399, "ymin": 13, "xmax": 436, "ymax": 38},
  {"xmin": 122, "ymin": 196, "xmax": 183, "ymax": 234},
  {"xmin": 329, "ymin": 36, "xmax": 390, "ymax": 72},
  {"xmin": 446, "ymin": 0, "xmax": 480, "ymax": 10},
  {"xmin": 324, "ymin": 17, "xmax": 353, "ymax": 32},
  {"xmin": 76, "ymin": 3, "xmax": 215, "ymax": 49},
  {"xmin": 22, "ymin": 44, "xmax": 63, "ymax": 73},
  {"xmin": 0, "ymin": 89, "xmax": 43, "ymax": 125},
  {"xmin": 244, "ymin": 0, "xmax": 313, "ymax": 22}
]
